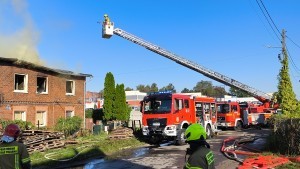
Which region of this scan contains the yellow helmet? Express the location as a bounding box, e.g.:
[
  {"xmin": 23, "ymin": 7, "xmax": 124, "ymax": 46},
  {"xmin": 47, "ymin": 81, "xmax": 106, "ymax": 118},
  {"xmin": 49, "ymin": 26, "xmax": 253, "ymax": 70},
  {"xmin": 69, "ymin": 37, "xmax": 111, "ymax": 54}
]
[{"xmin": 185, "ymin": 123, "xmax": 206, "ymax": 142}]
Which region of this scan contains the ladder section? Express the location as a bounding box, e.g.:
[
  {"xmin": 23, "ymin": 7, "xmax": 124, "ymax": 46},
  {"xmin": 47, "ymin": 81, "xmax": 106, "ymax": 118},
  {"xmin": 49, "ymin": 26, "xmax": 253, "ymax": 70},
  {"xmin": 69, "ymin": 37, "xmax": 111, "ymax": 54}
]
[{"xmin": 113, "ymin": 28, "xmax": 271, "ymax": 100}]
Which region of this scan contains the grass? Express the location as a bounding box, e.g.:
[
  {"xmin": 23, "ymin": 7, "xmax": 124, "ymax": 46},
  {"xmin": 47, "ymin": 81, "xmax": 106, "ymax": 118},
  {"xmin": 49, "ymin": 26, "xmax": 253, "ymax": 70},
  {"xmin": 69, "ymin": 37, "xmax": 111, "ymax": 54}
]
[
  {"xmin": 276, "ymin": 162, "xmax": 300, "ymax": 169},
  {"xmin": 31, "ymin": 132, "xmax": 146, "ymax": 169}
]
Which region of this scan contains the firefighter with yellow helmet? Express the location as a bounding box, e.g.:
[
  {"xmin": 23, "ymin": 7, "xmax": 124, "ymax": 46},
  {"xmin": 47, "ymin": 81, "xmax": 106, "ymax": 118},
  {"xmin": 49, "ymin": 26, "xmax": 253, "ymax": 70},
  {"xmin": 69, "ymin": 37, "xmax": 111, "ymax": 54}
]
[
  {"xmin": 184, "ymin": 123, "xmax": 215, "ymax": 169},
  {"xmin": 104, "ymin": 14, "xmax": 110, "ymax": 23},
  {"xmin": 0, "ymin": 123, "xmax": 31, "ymax": 169}
]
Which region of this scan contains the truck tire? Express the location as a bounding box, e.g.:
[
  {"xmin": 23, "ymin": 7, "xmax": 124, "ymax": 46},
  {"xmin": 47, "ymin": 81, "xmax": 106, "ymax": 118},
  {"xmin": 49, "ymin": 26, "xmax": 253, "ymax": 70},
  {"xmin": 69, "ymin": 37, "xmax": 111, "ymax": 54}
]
[
  {"xmin": 206, "ymin": 124, "xmax": 213, "ymax": 139},
  {"xmin": 175, "ymin": 128, "xmax": 186, "ymax": 145},
  {"xmin": 149, "ymin": 136, "xmax": 162, "ymax": 145}
]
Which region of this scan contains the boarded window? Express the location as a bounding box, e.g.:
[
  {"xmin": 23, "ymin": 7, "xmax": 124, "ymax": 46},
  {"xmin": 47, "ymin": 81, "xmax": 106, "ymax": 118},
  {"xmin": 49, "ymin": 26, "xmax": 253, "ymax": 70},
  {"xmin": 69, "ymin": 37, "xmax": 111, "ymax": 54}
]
[
  {"xmin": 36, "ymin": 111, "xmax": 46, "ymax": 126},
  {"xmin": 66, "ymin": 110, "xmax": 74, "ymax": 118},
  {"xmin": 14, "ymin": 111, "xmax": 26, "ymax": 121}
]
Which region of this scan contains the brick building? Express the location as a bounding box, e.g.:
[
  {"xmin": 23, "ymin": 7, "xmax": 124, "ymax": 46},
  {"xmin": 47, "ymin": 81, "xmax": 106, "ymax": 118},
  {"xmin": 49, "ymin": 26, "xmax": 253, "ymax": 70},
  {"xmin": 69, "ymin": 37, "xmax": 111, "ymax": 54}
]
[
  {"xmin": 0, "ymin": 57, "xmax": 92, "ymax": 128},
  {"xmin": 85, "ymin": 91, "xmax": 101, "ymax": 109}
]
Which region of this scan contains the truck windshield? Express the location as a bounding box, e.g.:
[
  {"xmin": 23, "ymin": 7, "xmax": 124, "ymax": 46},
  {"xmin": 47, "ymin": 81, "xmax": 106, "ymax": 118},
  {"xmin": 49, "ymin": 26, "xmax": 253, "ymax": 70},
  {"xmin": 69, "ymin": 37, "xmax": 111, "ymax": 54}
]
[
  {"xmin": 217, "ymin": 104, "xmax": 230, "ymax": 113},
  {"xmin": 143, "ymin": 98, "xmax": 172, "ymax": 114}
]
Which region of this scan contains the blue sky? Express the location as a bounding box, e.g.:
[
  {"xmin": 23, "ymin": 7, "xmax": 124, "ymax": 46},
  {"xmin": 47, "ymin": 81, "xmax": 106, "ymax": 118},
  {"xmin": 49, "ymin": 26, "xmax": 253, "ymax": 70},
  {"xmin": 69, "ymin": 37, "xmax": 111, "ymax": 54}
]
[{"xmin": 1, "ymin": 0, "xmax": 299, "ymax": 99}]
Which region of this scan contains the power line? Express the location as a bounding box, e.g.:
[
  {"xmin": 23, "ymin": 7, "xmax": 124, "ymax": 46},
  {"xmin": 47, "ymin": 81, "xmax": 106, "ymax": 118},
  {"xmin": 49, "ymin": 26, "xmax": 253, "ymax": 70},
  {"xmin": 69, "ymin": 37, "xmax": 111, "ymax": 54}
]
[
  {"xmin": 256, "ymin": 1, "xmax": 300, "ymax": 74},
  {"xmin": 255, "ymin": 0, "xmax": 281, "ymax": 41},
  {"xmin": 248, "ymin": 0, "xmax": 278, "ymax": 43},
  {"xmin": 286, "ymin": 35, "xmax": 300, "ymax": 49},
  {"xmin": 286, "ymin": 46, "xmax": 300, "ymax": 73},
  {"xmin": 260, "ymin": 0, "xmax": 300, "ymax": 48},
  {"xmin": 259, "ymin": 0, "xmax": 281, "ymax": 35}
]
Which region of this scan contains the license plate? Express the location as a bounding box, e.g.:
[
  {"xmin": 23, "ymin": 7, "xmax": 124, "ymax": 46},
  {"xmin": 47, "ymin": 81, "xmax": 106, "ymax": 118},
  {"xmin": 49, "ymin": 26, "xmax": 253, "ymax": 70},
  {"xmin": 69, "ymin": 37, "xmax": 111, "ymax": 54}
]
[{"xmin": 153, "ymin": 122, "xmax": 160, "ymax": 126}]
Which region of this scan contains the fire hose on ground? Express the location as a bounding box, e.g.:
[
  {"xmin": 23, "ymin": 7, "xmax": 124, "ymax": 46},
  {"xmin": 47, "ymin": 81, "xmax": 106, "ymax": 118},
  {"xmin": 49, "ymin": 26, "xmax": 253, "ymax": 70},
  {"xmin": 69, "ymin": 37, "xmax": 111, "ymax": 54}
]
[
  {"xmin": 221, "ymin": 136, "xmax": 261, "ymax": 163},
  {"xmin": 221, "ymin": 136, "xmax": 300, "ymax": 168}
]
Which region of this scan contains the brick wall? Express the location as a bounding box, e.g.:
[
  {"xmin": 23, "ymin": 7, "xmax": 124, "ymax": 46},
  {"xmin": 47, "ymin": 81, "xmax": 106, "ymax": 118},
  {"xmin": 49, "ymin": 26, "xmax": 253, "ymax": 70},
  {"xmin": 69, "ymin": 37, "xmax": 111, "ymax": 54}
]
[{"xmin": 0, "ymin": 62, "xmax": 87, "ymax": 128}]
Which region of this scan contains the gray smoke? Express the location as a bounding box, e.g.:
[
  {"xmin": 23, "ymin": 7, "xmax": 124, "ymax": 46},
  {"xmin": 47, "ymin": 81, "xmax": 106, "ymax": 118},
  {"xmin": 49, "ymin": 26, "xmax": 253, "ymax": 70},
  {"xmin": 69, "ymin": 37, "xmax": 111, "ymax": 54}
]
[{"xmin": 0, "ymin": 0, "xmax": 44, "ymax": 65}]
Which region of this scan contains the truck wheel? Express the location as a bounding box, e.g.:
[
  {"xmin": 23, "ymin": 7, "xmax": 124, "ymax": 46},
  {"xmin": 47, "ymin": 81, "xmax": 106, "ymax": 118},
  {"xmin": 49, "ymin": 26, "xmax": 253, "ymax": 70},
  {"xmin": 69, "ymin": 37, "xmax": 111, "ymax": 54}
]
[
  {"xmin": 206, "ymin": 125, "xmax": 213, "ymax": 139},
  {"xmin": 149, "ymin": 136, "xmax": 161, "ymax": 145},
  {"xmin": 234, "ymin": 121, "xmax": 243, "ymax": 131},
  {"xmin": 176, "ymin": 128, "xmax": 186, "ymax": 145}
]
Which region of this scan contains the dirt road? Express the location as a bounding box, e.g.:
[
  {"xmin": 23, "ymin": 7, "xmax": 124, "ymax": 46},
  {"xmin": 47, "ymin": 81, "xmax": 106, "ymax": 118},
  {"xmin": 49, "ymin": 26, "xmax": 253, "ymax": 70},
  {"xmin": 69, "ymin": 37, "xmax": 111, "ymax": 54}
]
[{"xmin": 74, "ymin": 128, "xmax": 271, "ymax": 169}]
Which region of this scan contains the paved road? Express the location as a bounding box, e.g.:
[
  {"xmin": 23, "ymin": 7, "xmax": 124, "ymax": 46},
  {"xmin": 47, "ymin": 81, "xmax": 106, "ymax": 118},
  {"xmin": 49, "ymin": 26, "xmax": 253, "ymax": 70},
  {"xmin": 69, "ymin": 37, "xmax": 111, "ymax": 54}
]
[{"xmin": 70, "ymin": 128, "xmax": 271, "ymax": 169}]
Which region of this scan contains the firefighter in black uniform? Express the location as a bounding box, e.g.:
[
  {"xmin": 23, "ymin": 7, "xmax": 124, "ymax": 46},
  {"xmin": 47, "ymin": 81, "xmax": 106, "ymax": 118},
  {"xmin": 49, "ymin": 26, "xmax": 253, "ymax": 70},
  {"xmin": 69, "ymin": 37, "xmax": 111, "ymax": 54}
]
[
  {"xmin": 184, "ymin": 123, "xmax": 215, "ymax": 169},
  {"xmin": 0, "ymin": 123, "xmax": 31, "ymax": 169}
]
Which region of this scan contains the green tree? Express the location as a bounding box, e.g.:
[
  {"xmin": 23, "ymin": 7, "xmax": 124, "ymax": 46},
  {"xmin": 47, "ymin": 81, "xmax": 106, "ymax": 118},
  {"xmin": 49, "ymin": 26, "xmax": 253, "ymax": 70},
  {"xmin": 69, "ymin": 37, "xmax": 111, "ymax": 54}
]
[
  {"xmin": 228, "ymin": 87, "xmax": 251, "ymax": 97},
  {"xmin": 99, "ymin": 90, "xmax": 104, "ymax": 99},
  {"xmin": 159, "ymin": 83, "xmax": 176, "ymax": 93},
  {"xmin": 277, "ymin": 37, "xmax": 298, "ymax": 117},
  {"xmin": 115, "ymin": 84, "xmax": 131, "ymax": 121},
  {"xmin": 150, "ymin": 83, "xmax": 159, "ymax": 92},
  {"xmin": 85, "ymin": 109, "xmax": 93, "ymax": 118},
  {"xmin": 213, "ymin": 86, "xmax": 227, "ymax": 97},
  {"xmin": 193, "ymin": 81, "xmax": 214, "ymax": 96},
  {"xmin": 120, "ymin": 84, "xmax": 131, "ymax": 121},
  {"xmin": 115, "ymin": 84, "xmax": 122, "ymax": 120},
  {"xmin": 181, "ymin": 88, "xmax": 193, "ymax": 93},
  {"xmin": 103, "ymin": 72, "xmax": 115, "ymax": 121},
  {"xmin": 125, "ymin": 87, "xmax": 133, "ymax": 91},
  {"xmin": 136, "ymin": 84, "xmax": 151, "ymax": 93}
]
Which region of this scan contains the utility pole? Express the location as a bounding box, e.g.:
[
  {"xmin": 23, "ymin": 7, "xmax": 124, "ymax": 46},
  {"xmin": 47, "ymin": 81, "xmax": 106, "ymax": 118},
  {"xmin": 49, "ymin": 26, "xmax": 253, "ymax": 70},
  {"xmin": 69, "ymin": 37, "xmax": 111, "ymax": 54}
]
[{"xmin": 281, "ymin": 29, "xmax": 286, "ymax": 59}]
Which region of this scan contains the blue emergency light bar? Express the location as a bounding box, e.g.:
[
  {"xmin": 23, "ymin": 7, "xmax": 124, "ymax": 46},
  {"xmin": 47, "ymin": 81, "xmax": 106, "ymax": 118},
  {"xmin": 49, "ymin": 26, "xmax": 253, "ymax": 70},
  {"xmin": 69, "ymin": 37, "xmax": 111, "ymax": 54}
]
[{"xmin": 147, "ymin": 91, "xmax": 172, "ymax": 95}]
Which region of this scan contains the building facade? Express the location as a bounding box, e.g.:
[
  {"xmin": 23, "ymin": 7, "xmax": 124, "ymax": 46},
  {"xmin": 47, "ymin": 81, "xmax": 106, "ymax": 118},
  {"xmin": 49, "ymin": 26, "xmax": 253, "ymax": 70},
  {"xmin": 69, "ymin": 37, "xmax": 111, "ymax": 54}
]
[
  {"xmin": 0, "ymin": 57, "xmax": 92, "ymax": 128},
  {"xmin": 85, "ymin": 91, "xmax": 101, "ymax": 109},
  {"xmin": 125, "ymin": 90, "xmax": 146, "ymax": 127}
]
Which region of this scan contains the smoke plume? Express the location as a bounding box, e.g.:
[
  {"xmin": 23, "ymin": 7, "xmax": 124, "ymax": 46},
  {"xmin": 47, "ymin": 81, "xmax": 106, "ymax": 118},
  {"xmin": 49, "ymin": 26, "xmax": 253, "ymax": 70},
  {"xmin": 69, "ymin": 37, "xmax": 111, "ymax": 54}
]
[{"xmin": 0, "ymin": 0, "xmax": 44, "ymax": 65}]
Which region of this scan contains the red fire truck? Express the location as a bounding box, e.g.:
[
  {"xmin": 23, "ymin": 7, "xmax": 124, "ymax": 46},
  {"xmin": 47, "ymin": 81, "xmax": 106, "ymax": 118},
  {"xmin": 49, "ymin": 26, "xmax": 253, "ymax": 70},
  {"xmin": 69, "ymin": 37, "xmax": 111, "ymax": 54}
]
[
  {"xmin": 140, "ymin": 91, "xmax": 218, "ymax": 144},
  {"xmin": 216, "ymin": 101, "xmax": 277, "ymax": 130}
]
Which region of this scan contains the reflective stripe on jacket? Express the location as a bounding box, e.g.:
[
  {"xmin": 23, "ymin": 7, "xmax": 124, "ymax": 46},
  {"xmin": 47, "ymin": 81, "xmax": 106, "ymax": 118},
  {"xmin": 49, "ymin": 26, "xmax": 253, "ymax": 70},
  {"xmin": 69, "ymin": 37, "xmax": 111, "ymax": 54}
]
[
  {"xmin": 184, "ymin": 146, "xmax": 215, "ymax": 169},
  {"xmin": 0, "ymin": 141, "xmax": 31, "ymax": 169}
]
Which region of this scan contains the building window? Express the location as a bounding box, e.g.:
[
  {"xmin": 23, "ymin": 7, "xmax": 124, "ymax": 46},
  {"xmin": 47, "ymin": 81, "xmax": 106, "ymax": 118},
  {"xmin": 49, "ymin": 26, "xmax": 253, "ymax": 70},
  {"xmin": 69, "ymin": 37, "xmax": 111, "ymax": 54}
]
[
  {"xmin": 14, "ymin": 74, "xmax": 28, "ymax": 92},
  {"xmin": 14, "ymin": 111, "xmax": 26, "ymax": 121},
  {"xmin": 37, "ymin": 77, "xmax": 48, "ymax": 94},
  {"xmin": 36, "ymin": 111, "xmax": 47, "ymax": 126},
  {"xmin": 66, "ymin": 80, "xmax": 75, "ymax": 95},
  {"xmin": 66, "ymin": 110, "xmax": 74, "ymax": 118}
]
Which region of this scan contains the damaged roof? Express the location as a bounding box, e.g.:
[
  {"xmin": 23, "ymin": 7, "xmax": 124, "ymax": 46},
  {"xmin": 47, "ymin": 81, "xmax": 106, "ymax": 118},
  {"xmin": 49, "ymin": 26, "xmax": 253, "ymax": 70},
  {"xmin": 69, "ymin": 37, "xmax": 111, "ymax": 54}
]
[{"xmin": 0, "ymin": 57, "xmax": 93, "ymax": 78}]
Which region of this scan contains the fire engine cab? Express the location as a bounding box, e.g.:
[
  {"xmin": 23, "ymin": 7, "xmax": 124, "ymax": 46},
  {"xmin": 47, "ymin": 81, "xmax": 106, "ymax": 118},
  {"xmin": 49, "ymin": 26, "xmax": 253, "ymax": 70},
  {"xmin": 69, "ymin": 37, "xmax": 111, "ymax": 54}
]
[{"xmin": 140, "ymin": 91, "xmax": 218, "ymax": 144}]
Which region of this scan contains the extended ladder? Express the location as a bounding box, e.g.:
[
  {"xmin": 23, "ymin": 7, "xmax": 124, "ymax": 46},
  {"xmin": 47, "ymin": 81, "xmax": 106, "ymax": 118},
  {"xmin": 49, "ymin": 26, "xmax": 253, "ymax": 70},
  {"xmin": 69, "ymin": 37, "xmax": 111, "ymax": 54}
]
[{"xmin": 112, "ymin": 28, "xmax": 271, "ymax": 100}]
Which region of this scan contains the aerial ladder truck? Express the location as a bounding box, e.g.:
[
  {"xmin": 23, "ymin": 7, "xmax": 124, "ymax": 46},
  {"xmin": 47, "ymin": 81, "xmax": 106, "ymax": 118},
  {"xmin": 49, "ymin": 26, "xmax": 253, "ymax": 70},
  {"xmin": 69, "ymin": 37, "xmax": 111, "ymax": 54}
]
[{"xmin": 101, "ymin": 15, "xmax": 277, "ymax": 143}]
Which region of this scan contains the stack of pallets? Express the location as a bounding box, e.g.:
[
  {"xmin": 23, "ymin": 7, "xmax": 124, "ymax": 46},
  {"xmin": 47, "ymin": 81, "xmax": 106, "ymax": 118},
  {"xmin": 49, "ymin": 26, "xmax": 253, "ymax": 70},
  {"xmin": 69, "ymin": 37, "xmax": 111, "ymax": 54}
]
[
  {"xmin": 108, "ymin": 127, "xmax": 134, "ymax": 140},
  {"xmin": 20, "ymin": 130, "xmax": 65, "ymax": 153}
]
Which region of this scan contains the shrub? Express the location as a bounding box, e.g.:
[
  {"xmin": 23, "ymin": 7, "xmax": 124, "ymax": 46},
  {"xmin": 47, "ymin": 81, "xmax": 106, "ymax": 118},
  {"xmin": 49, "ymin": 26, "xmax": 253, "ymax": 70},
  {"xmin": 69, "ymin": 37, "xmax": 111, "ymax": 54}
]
[
  {"xmin": 85, "ymin": 109, "xmax": 93, "ymax": 118},
  {"xmin": 0, "ymin": 120, "xmax": 34, "ymax": 130},
  {"xmin": 54, "ymin": 116, "xmax": 83, "ymax": 138},
  {"xmin": 268, "ymin": 115, "xmax": 300, "ymax": 155}
]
